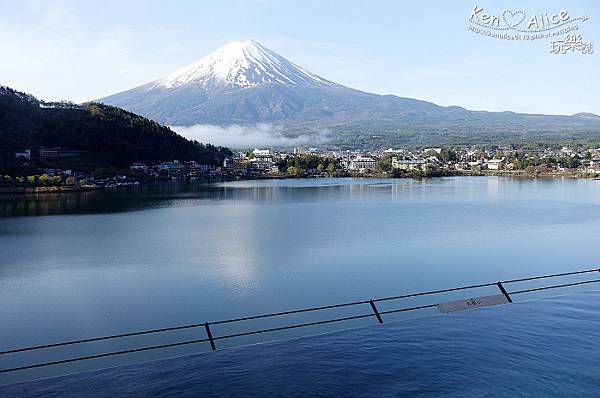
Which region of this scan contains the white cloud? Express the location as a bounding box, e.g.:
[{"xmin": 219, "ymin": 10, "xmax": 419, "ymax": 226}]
[{"xmin": 172, "ymin": 124, "xmax": 331, "ymax": 149}]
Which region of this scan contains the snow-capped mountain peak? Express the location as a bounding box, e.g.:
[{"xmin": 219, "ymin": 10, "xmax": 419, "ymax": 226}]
[{"xmin": 155, "ymin": 40, "xmax": 336, "ymax": 89}]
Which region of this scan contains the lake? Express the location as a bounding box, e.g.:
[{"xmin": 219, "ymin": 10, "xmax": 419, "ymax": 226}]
[{"xmin": 2, "ymin": 176, "xmax": 600, "ymax": 383}]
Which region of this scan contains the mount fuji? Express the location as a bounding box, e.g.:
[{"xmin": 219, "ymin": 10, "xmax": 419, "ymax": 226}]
[
  {"xmin": 154, "ymin": 40, "xmax": 338, "ymax": 90},
  {"xmin": 99, "ymin": 40, "xmax": 600, "ymax": 146}
]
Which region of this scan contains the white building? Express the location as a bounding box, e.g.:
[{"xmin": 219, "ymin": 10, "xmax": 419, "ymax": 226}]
[
  {"xmin": 391, "ymin": 157, "xmax": 427, "ymax": 171},
  {"xmin": 158, "ymin": 160, "xmax": 184, "ymax": 173},
  {"xmin": 15, "ymin": 149, "xmax": 31, "ymax": 160},
  {"xmin": 130, "ymin": 163, "xmax": 148, "ymax": 172},
  {"xmin": 349, "ymin": 156, "xmax": 375, "ymax": 172},
  {"xmin": 249, "ymin": 158, "xmax": 276, "ymax": 173},
  {"xmin": 252, "ymin": 149, "xmax": 274, "ymax": 164},
  {"xmin": 293, "ymin": 147, "xmax": 305, "ymax": 155},
  {"xmin": 223, "ymin": 157, "xmax": 233, "ymax": 174},
  {"xmin": 484, "ymin": 158, "xmax": 505, "ymax": 170},
  {"xmin": 383, "ymin": 148, "xmax": 404, "ymax": 155},
  {"xmin": 253, "ymin": 149, "xmax": 272, "ymax": 157}
]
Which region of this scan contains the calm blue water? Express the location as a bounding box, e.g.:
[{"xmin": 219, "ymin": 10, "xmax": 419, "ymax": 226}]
[
  {"xmin": 3, "ymin": 291, "xmax": 600, "ymax": 397},
  {"xmin": 2, "ymin": 177, "xmax": 600, "ymax": 384}
]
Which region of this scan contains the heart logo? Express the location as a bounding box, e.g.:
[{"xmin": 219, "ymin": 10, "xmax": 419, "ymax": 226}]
[{"xmin": 502, "ymin": 10, "xmax": 526, "ymax": 28}]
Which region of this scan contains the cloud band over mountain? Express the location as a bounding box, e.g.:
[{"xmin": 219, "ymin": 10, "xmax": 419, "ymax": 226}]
[{"xmin": 172, "ymin": 124, "xmax": 331, "ymax": 149}]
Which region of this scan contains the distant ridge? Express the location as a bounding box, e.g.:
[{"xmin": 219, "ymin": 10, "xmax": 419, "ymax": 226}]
[{"xmin": 573, "ymin": 112, "xmax": 600, "ymax": 119}]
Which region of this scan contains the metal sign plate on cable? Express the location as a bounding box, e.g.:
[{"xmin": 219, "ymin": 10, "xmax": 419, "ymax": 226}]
[{"xmin": 437, "ymin": 294, "xmax": 510, "ymax": 314}]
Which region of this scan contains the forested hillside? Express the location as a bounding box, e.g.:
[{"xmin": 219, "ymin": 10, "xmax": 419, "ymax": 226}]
[{"xmin": 0, "ymin": 86, "xmax": 231, "ymax": 174}]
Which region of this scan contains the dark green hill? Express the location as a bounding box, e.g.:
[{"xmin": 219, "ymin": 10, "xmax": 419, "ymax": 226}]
[{"xmin": 0, "ymin": 86, "xmax": 231, "ymax": 174}]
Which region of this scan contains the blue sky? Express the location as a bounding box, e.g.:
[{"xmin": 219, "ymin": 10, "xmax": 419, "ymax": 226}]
[{"xmin": 1, "ymin": 0, "xmax": 598, "ymax": 115}]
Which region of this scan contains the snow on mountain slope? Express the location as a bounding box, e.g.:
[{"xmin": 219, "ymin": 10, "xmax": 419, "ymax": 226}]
[{"xmin": 154, "ymin": 40, "xmax": 337, "ymax": 90}]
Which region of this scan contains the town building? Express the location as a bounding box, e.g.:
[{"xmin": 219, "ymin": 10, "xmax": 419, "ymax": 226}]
[
  {"xmin": 391, "ymin": 157, "xmax": 427, "ymax": 171},
  {"xmin": 223, "ymin": 157, "xmax": 234, "ymax": 174},
  {"xmin": 130, "ymin": 163, "xmax": 149, "ymax": 172},
  {"xmin": 248, "ymin": 158, "xmax": 277, "ymax": 174},
  {"xmin": 484, "ymin": 158, "xmax": 505, "ymax": 170},
  {"xmin": 39, "ymin": 147, "xmax": 82, "ymax": 158},
  {"xmin": 14, "ymin": 149, "xmax": 31, "ymax": 160},
  {"xmin": 349, "ymin": 156, "xmax": 375, "ymax": 172}
]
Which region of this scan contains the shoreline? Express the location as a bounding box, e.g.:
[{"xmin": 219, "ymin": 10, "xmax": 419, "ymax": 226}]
[
  {"xmin": 0, "ymin": 185, "xmax": 102, "ymax": 195},
  {"xmin": 1, "ymin": 171, "xmax": 597, "ymax": 196}
]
